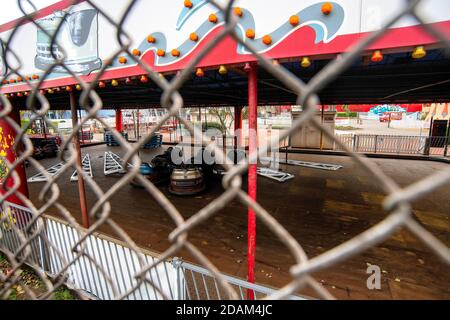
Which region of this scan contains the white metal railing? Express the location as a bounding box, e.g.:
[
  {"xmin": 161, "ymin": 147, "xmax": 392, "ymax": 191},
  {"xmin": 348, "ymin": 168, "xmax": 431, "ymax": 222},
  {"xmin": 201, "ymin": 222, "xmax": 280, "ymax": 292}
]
[
  {"xmin": 175, "ymin": 259, "xmax": 304, "ymax": 300},
  {"xmin": 335, "ymin": 134, "xmax": 449, "ymax": 157},
  {"xmin": 1, "ymin": 202, "xmax": 300, "ymax": 300}
]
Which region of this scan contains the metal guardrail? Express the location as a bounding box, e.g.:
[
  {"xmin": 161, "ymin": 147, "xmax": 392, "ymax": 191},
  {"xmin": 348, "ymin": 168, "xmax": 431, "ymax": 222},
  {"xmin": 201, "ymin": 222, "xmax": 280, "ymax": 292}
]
[
  {"xmin": 174, "ymin": 259, "xmax": 304, "ymax": 300},
  {"xmin": 1, "ymin": 202, "xmax": 292, "ymax": 300},
  {"xmin": 336, "ymin": 134, "xmax": 450, "ymax": 157}
]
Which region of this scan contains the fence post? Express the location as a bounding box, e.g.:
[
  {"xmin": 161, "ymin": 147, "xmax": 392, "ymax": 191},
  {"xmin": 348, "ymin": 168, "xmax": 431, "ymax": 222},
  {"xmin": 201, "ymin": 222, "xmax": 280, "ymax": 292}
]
[
  {"xmin": 443, "ymin": 136, "xmax": 449, "ymax": 157},
  {"xmin": 39, "ymin": 217, "xmax": 51, "ymax": 272},
  {"xmin": 172, "ymin": 257, "xmax": 183, "ymax": 300},
  {"xmin": 353, "ymin": 135, "xmax": 359, "ymax": 153},
  {"xmin": 424, "ymin": 137, "xmax": 431, "ymax": 156},
  {"xmin": 352, "ymin": 135, "xmax": 356, "ymax": 152},
  {"xmin": 374, "ymin": 135, "xmax": 378, "ymax": 154}
]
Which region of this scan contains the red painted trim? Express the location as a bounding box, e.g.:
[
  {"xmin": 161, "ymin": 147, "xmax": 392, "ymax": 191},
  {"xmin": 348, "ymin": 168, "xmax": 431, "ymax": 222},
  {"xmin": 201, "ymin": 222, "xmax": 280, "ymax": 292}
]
[
  {"xmin": 2, "ymin": 20, "xmax": 449, "ymax": 94},
  {"xmin": 0, "ymin": 0, "xmax": 84, "ymax": 33}
]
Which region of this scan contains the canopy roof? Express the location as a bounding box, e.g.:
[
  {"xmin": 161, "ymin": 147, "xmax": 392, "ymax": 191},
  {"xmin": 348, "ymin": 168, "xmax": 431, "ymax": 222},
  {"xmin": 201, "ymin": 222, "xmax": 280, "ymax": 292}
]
[{"xmin": 7, "ymin": 48, "xmax": 450, "ymax": 110}]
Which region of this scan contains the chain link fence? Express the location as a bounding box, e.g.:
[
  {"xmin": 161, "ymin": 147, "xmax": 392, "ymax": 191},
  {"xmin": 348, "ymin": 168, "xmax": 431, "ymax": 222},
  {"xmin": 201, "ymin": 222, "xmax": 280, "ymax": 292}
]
[{"xmin": 1, "ymin": 0, "xmax": 450, "ymax": 300}]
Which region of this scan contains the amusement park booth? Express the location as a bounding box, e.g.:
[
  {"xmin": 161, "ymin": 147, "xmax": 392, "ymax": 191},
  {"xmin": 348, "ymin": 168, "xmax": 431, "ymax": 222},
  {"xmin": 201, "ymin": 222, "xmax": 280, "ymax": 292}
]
[{"xmin": 291, "ymin": 109, "xmax": 337, "ymax": 150}]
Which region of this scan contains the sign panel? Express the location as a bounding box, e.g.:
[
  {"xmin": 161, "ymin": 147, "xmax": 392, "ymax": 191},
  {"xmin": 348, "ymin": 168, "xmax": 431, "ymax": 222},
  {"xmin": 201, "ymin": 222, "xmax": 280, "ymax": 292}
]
[{"xmin": 0, "ymin": 0, "xmax": 449, "ymax": 93}]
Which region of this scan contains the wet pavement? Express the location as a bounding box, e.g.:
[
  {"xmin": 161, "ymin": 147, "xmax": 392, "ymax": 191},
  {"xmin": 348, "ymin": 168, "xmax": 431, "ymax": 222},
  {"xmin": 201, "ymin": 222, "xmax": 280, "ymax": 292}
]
[{"xmin": 26, "ymin": 144, "xmax": 450, "ymax": 299}]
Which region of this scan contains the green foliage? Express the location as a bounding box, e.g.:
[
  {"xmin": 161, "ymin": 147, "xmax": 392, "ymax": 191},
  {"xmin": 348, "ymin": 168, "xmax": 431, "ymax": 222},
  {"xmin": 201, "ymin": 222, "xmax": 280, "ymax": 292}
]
[
  {"xmin": 270, "ymin": 125, "xmax": 290, "ymax": 130},
  {"xmin": 420, "ymin": 112, "xmax": 428, "ymax": 121},
  {"xmin": 21, "ymin": 119, "xmax": 33, "ymax": 133},
  {"xmin": 53, "ymin": 287, "xmax": 77, "ymax": 300},
  {"xmin": 21, "ymin": 119, "xmax": 60, "ymax": 134},
  {"xmin": 202, "ymin": 121, "xmax": 225, "ymax": 133},
  {"xmin": 0, "ymin": 252, "xmax": 77, "ymax": 300},
  {"xmin": 241, "ymin": 107, "xmax": 249, "ymax": 120},
  {"xmin": 335, "ymin": 125, "xmax": 360, "ymax": 131},
  {"xmin": 0, "ymin": 160, "xmax": 7, "ymax": 180},
  {"xmin": 8, "ymin": 289, "xmax": 18, "ymax": 300},
  {"xmin": 336, "ymin": 112, "xmax": 358, "ymax": 118}
]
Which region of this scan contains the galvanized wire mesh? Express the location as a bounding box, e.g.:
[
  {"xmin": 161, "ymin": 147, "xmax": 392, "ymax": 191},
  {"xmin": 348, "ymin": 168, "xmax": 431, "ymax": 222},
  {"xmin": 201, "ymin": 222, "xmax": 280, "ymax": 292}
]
[{"xmin": 0, "ymin": 0, "xmax": 449, "ymax": 300}]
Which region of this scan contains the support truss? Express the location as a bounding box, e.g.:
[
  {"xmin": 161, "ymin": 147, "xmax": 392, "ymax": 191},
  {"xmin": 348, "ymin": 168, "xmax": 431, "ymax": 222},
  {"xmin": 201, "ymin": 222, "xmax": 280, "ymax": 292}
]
[
  {"xmin": 27, "ymin": 162, "xmax": 65, "ymax": 183},
  {"xmin": 257, "ymin": 167, "xmax": 295, "ymax": 183},
  {"xmin": 261, "ymin": 157, "xmax": 343, "ymax": 171},
  {"xmin": 104, "ymin": 151, "xmax": 133, "ymax": 176},
  {"xmin": 71, "ymin": 154, "xmax": 93, "ymax": 182}
]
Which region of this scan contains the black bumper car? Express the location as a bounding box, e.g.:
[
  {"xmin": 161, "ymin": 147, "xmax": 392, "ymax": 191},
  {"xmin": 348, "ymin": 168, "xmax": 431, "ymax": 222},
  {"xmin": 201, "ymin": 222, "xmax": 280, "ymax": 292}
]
[
  {"xmin": 131, "ymin": 148, "xmax": 175, "ymax": 188},
  {"xmin": 31, "ymin": 137, "xmax": 59, "ymax": 159},
  {"xmin": 212, "ymin": 149, "xmax": 247, "ymax": 178}
]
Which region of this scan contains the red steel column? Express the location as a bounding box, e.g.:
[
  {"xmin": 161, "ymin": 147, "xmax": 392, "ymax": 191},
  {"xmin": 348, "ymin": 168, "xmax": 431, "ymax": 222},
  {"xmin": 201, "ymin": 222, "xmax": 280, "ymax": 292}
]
[
  {"xmin": 246, "ymin": 63, "xmax": 258, "ymax": 299},
  {"xmin": 70, "ymin": 92, "xmax": 89, "ymax": 228},
  {"xmin": 0, "ymin": 105, "xmax": 29, "ymax": 205},
  {"xmin": 115, "ymin": 109, "xmax": 123, "ymax": 132}
]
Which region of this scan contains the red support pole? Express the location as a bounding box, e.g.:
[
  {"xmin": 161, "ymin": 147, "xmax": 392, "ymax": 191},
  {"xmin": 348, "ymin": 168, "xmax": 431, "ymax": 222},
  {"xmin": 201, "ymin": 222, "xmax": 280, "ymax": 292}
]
[
  {"xmin": 115, "ymin": 109, "xmax": 123, "ymax": 132},
  {"xmin": 246, "ymin": 63, "xmax": 258, "ymax": 300},
  {"xmin": 0, "ymin": 105, "xmax": 29, "ymax": 206},
  {"xmin": 78, "ymin": 109, "xmax": 84, "ymax": 145},
  {"xmin": 70, "ymin": 93, "xmax": 90, "ymax": 228}
]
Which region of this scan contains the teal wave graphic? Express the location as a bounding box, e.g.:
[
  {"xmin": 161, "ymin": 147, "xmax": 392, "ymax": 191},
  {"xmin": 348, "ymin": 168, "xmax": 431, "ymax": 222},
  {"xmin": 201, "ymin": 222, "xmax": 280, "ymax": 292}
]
[{"xmin": 112, "ymin": 2, "xmax": 345, "ymax": 68}]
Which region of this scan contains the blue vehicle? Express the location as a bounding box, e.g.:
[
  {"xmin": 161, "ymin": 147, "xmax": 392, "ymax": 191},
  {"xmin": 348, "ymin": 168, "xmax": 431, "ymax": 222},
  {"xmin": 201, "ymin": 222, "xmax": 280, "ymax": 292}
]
[{"xmin": 131, "ymin": 148, "xmax": 176, "ymax": 188}]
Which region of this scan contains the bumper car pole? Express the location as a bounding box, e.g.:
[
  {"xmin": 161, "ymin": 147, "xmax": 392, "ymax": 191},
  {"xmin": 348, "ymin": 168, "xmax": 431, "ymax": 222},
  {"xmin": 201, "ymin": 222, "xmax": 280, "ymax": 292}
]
[
  {"xmin": 246, "ymin": 63, "xmax": 258, "ymax": 299},
  {"xmin": 115, "ymin": 109, "xmax": 123, "ymax": 132},
  {"xmin": 70, "ymin": 92, "xmax": 89, "ymax": 228}
]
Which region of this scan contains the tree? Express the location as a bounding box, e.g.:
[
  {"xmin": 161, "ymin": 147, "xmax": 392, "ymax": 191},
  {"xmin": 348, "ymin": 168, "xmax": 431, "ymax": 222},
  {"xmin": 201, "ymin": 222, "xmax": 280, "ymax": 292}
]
[
  {"xmin": 207, "ymin": 107, "xmax": 235, "ymax": 134},
  {"xmin": 342, "ymin": 105, "xmax": 350, "ymax": 114}
]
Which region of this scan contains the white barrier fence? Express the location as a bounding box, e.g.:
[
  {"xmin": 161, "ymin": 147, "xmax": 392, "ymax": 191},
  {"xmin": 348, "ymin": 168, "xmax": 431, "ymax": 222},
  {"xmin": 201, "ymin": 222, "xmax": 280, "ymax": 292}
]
[
  {"xmin": 1, "ymin": 202, "xmax": 301, "ymax": 300},
  {"xmin": 43, "ymin": 218, "xmax": 178, "ymax": 300}
]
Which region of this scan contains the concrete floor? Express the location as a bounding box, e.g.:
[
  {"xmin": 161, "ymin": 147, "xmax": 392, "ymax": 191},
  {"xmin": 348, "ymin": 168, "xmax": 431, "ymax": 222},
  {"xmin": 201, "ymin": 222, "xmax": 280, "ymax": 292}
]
[{"xmin": 26, "ymin": 144, "xmax": 450, "ymax": 300}]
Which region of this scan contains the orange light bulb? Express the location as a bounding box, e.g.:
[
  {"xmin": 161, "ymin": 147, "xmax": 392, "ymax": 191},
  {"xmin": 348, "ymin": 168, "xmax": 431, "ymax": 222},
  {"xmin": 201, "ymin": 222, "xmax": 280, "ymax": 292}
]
[
  {"xmin": 171, "ymin": 49, "xmax": 181, "ymax": 57},
  {"xmin": 233, "ymin": 7, "xmax": 243, "ymax": 17},
  {"xmin": 190, "ymin": 32, "xmax": 199, "ymax": 42},
  {"xmin": 246, "ymin": 29, "xmax": 255, "ymax": 39},
  {"xmin": 262, "ymin": 35, "xmax": 272, "ymax": 45},
  {"xmin": 157, "ymin": 49, "xmax": 165, "ymax": 57},
  {"xmin": 322, "ymin": 2, "xmax": 333, "ymax": 15},
  {"xmin": 209, "ymin": 14, "xmax": 218, "ymax": 23},
  {"xmin": 196, "ymin": 68, "xmax": 205, "ymax": 77}
]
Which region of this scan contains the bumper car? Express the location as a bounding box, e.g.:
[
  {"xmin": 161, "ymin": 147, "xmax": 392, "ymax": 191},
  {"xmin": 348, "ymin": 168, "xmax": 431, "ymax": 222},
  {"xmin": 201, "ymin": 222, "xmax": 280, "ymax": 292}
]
[
  {"xmin": 131, "ymin": 148, "xmax": 175, "ymax": 188},
  {"xmin": 130, "ymin": 162, "xmax": 172, "ymax": 188},
  {"xmin": 31, "ymin": 137, "xmax": 59, "ymax": 159},
  {"xmin": 151, "ymin": 147, "xmax": 175, "ymax": 168},
  {"xmin": 212, "ymin": 149, "xmax": 246, "ymax": 178},
  {"xmin": 169, "ymin": 166, "xmax": 205, "ymax": 196}
]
